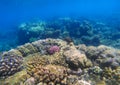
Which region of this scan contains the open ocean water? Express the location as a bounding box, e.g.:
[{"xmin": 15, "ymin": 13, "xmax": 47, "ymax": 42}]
[{"xmin": 0, "ymin": 0, "xmax": 120, "ymax": 85}]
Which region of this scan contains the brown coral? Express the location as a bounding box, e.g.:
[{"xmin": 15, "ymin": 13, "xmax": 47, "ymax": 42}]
[
  {"xmin": 63, "ymin": 46, "xmax": 92, "ymax": 69},
  {"xmin": 26, "ymin": 64, "xmax": 68, "ymax": 84}
]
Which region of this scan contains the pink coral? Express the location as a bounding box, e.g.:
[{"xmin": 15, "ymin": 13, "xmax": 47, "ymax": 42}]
[{"xmin": 47, "ymin": 45, "xmax": 60, "ymax": 54}]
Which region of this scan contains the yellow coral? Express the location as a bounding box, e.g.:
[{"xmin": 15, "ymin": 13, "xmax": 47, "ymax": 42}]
[{"xmin": 0, "ymin": 70, "xmax": 30, "ymax": 85}]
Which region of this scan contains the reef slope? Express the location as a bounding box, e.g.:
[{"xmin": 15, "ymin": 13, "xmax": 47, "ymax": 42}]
[{"xmin": 0, "ymin": 38, "xmax": 120, "ymax": 85}]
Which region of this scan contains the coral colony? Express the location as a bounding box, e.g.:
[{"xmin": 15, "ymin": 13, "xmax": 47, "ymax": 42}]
[
  {"xmin": 47, "ymin": 45, "xmax": 60, "ymax": 54},
  {"xmin": 0, "ymin": 38, "xmax": 119, "ymax": 85},
  {"xmin": 0, "ymin": 54, "xmax": 23, "ymax": 78}
]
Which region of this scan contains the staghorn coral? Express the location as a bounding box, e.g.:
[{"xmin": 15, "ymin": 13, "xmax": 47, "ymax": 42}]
[{"xmin": 0, "ymin": 54, "xmax": 23, "ymax": 78}]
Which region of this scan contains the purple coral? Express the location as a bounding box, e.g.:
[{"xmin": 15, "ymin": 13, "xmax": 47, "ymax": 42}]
[
  {"xmin": 0, "ymin": 54, "xmax": 23, "ymax": 78},
  {"xmin": 47, "ymin": 45, "xmax": 60, "ymax": 54}
]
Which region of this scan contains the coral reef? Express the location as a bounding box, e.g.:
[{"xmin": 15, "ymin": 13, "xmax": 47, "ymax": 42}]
[
  {"xmin": 0, "ymin": 54, "xmax": 23, "ymax": 78},
  {"xmin": 18, "ymin": 21, "xmax": 46, "ymax": 44},
  {"xmin": 77, "ymin": 45, "xmax": 120, "ymax": 69},
  {"xmin": 0, "ymin": 38, "xmax": 120, "ymax": 85},
  {"xmin": 27, "ymin": 64, "xmax": 68, "ymax": 84},
  {"xmin": 0, "ymin": 70, "xmax": 30, "ymax": 85},
  {"xmin": 1, "ymin": 17, "xmax": 120, "ymax": 52},
  {"xmin": 63, "ymin": 45, "xmax": 92, "ymax": 69},
  {"xmin": 17, "ymin": 17, "xmax": 120, "ymax": 49},
  {"xmin": 88, "ymin": 66, "xmax": 103, "ymax": 75}
]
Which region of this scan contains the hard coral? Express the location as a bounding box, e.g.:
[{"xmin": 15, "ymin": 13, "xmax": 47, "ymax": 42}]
[
  {"xmin": 0, "ymin": 54, "xmax": 23, "ymax": 78},
  {"xmin": 63, "ymin": 46, "xmax": 92, "ymax": 69},
  {"xmin": 47, "ymin": 45, "xmax": 60, "ymax": 54},
  {"xmin": 27, "ymin": 64, "xmax": 68, "ymax": 85}
]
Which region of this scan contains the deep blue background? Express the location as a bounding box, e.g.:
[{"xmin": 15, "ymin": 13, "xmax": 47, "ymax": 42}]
[{"xmin": 0, "ymin": 0, "xmax": 119, "ymax": 32}]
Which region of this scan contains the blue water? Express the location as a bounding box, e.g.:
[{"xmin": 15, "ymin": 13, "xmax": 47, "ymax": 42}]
[
  {"xmin": 0, "ymin": 0, "xmax": 120, "ymax": 51},
  {"xmin": 0, "ymin": 0, "xmax": 119, "ymax": 29}
]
